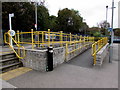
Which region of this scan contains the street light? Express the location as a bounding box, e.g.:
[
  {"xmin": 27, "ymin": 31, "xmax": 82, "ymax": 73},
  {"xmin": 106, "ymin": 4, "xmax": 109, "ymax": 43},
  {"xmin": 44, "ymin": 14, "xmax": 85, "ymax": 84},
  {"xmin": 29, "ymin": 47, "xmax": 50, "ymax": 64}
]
[
  {"xmin": 106, "ymin": 6, "xmax": 108, "ymax": 33},
  {"xmin": 35, "ymin": 2, "xmax": 37, "ymax": 30},
  {"xmin": 109, "ymin": 0, "xmax": 115, "ymax": 63},
  {"xmin": 106, "ymin": 6, "xmax": 108, "ymax": 23}
]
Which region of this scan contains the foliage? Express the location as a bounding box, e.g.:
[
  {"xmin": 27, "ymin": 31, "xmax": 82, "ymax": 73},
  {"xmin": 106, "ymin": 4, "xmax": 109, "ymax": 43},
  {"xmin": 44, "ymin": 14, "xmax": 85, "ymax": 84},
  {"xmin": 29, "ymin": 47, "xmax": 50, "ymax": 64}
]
[
  {"xmin": 88, "ymin": 27, "xmax": 101, "ymax": 37},
  {"xmin": 93, "ymin": 32, "xmax": 101, "ymax": 37},
  {"xmin": 80, "ymin": 22, "xmax": 89, "ymax": 35},
  {"xmin": 2, "ymin": 3, "xmax": 89, "ymax": 35},
  {"xmin": 37, "ymin": 5, "xmax": 50, "ymax": 31},
  {"xmin": 2, "ymin": 2, "xmax": 50, "ymax": 32},
  {"xmin": 48, "ymin": 15, "xmax": 58, "ymax": 31},
  {"xmin": 2, "ymin": 2, "xmax": 35, "ymax": 32},
  {"xmin": 114, "ymin": 28, "xmax": 120, "ymax": 36},
  {"xmin": 57, "ymin": 8, "xmax": 85, "ymax": 33},
  {"xmin": 98, "ymin": 20, "xmax": 110, "ymax": 35}
]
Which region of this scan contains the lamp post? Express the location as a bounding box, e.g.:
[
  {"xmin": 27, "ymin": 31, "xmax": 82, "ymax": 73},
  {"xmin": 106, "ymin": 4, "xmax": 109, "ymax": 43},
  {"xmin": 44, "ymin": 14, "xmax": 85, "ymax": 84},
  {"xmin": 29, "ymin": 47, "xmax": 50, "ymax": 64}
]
[
  {"xmin": 105, "ymin": 6, "xmax": 108, "ymax": 35},
  {"xmin": 35, "ymin": 2, "xmax": 37, "ymax": 30},
  {"xmin": 106, "ymin": 6, "xmax": 108, "ymax": 23},
  {"xmin": 109, "ymin": 0, "xmax": 115, "ymax": 63}
]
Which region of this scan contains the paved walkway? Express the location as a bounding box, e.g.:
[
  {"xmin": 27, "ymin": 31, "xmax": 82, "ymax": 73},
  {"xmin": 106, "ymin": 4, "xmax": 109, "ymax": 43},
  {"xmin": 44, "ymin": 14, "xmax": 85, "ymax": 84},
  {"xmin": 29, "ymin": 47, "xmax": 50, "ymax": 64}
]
[
  {"xmin": 0, "ymin": 78, "xmax": 16, "ymax": 89},
  {"xmin": 1, "ymin": 44, "xmax": 119, "ymax": 88}
]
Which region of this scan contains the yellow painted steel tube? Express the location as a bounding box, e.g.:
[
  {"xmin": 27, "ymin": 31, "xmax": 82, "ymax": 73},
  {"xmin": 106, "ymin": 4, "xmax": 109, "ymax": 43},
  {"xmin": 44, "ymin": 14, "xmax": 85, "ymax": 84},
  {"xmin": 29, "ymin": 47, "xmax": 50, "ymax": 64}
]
[
  {"xmin": 31, "ymin": 29, "xmax": 34, "ymax": 49},
  {"xmin": 60, "ymin": 31, "xmax": 63, "ymax": 47},
  {"xmin": 17, "ymin": 30, "xmax": 20, "ymax": 44},
  {"xmin": 70, "ymin": 33, "xmax": 72, "ymax": 45},
  {"xmin": 48, "ymin": 29, "xmax": 50, "ymax": 47},
  {"xmin": 42, "ymin": 31, "xmax": 44, "ymax": 47},
  {"xmin": 65, "ymin": 43, "xmax": 68, "ymax": 61},
  {"xmin": 7, "ymin": 33, "xmax": 25, "ymax": 59}
]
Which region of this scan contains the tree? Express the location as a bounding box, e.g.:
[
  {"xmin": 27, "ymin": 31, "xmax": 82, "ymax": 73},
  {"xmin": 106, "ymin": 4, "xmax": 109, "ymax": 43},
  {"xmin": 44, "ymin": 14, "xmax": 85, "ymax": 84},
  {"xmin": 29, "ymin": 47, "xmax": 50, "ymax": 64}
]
[
  {"xmin": 37, "ymin": 5, "xmax": 50, "ymax": 31},
  {"xmin": 2, "ymin": 2, "xmax": 35, "ymax": 32},
  {"xmin": 80, "ymin": 22, "xmax": 89, "ymax": 35},
  {"xmin": 49, "ymin": 15, "xmax": 58, "ymax": 31},
  {"xmin": 99, "ymin": 20, "xmax": 110, "ymax": 35},
  {"xmin": 88, "ymin": 27, "xmax": 101, "ymax": 37},
  {"xmin": 114, "ymin": 28, "xmax": 120, "ymax": 36},
  {"xmin": 57, "ymin": 8, "xmax": 83, "ymax": 33}
]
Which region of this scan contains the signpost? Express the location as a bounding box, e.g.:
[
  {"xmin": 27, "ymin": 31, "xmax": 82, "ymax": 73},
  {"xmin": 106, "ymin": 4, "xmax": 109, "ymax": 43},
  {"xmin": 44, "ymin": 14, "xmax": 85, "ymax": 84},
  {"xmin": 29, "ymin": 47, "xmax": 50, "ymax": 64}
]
[
  {"xmin": 9, "ymin": 13, "xmax": 15, "ymax": 47},
  {"xmin": 108, "ymin": 27, "xmax": 113, "ymax": 32}
]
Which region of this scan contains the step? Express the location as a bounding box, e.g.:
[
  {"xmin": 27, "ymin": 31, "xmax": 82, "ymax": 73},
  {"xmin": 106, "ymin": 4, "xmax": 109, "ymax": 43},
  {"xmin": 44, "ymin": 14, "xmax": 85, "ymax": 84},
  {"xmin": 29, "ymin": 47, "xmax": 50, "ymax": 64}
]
[
  {"xmin": 0, "ymin": 53, "xmax": 16, "ymax": 60},
  {"xmin": 0, "ymin": 57, "xmax": 18, "ymax": 62},
  {"xmin": 0, "ymin": 62, "xmax": 23, "ymax": 73},
  {"xmin": 0, "ymin": 57, "xmax": 19, "ymax": 67}
]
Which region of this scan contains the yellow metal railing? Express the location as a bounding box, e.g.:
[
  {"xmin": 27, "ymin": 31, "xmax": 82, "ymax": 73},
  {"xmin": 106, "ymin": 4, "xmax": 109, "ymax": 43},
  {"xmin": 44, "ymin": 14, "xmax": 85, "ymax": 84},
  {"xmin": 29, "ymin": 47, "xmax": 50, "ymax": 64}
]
[
  {"xmin": 4, "ymin": 31, "xmax": 25, "ymax": 59},
  {"xmin": 15, "ymin": 29, "xmax": 95, "ymax": 49},
  {"xmin": 92, "ymin": 37, "xmax": 108, "ymax": 65},
  {"xmin": 65, "ymin": 37, "xmax": 94, "ymax": 60},
  {"xmin": 4, "ymin": 28, "xmax": 107, "ymax": 62}
]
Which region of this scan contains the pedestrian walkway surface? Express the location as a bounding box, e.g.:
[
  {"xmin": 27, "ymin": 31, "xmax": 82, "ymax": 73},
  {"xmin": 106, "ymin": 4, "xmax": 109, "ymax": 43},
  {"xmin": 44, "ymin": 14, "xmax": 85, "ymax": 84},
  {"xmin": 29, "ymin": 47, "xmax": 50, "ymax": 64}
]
[
  {"xmin": 1, "ymin": 44, "xmax": 119, "ymax": 88},
  {"xmin": 0, "ymin": 78, "xmax": 16, "ymax": 89}
]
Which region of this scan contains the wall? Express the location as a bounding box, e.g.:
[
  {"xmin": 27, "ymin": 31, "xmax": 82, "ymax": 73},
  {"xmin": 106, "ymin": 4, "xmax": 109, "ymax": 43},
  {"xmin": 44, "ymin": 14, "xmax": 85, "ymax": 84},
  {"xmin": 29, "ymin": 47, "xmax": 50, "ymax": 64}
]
[
  {"xmin": 96, "ymin": 43, "xmax": 109, "ymax": 65},
  {"xmin": 65, "ymin": 42, "xmax": 92, "ymax": 61},
  {"xmin": 20, "ymin": 49, "xmax": 47, "ymax": 72},
  {"xmin": 53, "ymin": 47, "xmax": 65, "ymax": 68},
  {"xmin": 20, "ymin": 47, "xmax": 65, "ymax": 72},
  {"xmin": 20, "ymin": 42, "xmax": 93, "ymax": 71}
]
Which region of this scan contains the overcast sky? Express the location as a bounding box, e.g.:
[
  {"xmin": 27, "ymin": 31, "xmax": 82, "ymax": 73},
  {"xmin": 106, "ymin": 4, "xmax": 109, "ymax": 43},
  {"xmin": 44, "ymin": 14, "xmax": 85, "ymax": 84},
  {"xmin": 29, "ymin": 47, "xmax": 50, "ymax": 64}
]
[{"xmin": 45, "ymin": 0, "xmax": 119, "ymax": 28}]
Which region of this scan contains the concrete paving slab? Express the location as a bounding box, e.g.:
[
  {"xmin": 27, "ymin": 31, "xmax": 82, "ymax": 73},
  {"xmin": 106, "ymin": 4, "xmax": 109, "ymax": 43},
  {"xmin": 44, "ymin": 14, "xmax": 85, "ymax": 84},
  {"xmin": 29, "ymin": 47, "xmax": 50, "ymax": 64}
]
[
  {"xmin": 1, "ymin": 43, "xmax": 118, "ymax": 88},
  {"xmin": 0, "ymin": 78, "xmax": 16, "ymax": 89},
  {"xmin": 7, "ymin": 44, "xmax": 118, "ymax": 88},
  {"xmin": 7, "ymin": 60, "xmax": 118, "ymax": 88},
  {"xmin": 113, "ymin": 43, "xmax": 119, "ymax": 61}
]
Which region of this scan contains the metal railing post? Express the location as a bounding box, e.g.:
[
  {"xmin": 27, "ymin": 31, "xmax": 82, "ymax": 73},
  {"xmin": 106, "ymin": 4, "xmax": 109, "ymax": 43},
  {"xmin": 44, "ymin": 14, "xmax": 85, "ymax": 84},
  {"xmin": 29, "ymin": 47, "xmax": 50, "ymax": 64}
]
[
  {"xmin": 37, "ymin": 32, "xmax": 40, "ymax": 47},
  {"xmin": 52, "ymin": 33, "xmax": 54, "ymax": 47},
  {"xmin": 17, "ymin": 30, "xmax": 20, "ymax": 44},
  {"xmin": 48, "ymin": 29, "xmax": 50, "ymax": 47},
  {"xmin": 76, "ymin": 34, "xmax": 77, "ymax": 41},
  {"xmin": 70, "ymin": 33, "xmax": 72, "ymax": 45},
  {"xmin": 60, "ymin": 31, "xmax": 63, "ymax": 47},
  {"xmin": 42, "ymin": 31, "xmax": 44, "ymax": 48},
  {"xmin": 31, "ymin": 29, "xmax": 34, "ymax": 49},
  {"xmin": 84, "ymin": 36, "xmax": 85, "ymax": 44},
  {"xmin": 65, "ymin": 43, "xmax": 68, "ymax": 61},
  {"xmin": 66, "ymin": 35, "xmax": 67, "ymax": 42},
  {"xmin": 93, "ymin": 44, "xmax": 96, "ymax": 65}
]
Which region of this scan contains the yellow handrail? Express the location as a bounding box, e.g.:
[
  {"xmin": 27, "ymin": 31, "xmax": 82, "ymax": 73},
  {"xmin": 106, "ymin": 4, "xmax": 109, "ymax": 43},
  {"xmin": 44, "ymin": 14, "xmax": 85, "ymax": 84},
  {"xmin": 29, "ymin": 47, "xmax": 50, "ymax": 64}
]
[
  {"xmin": 4, "ymin": 31, "xmax": 25, "ymax": 59},
  {"xmin": 92, "ymin": 37, "xmax": 108, "ymax": 65},
  {"xmin": 14, "ymin": 29, "xmax": 96, "ymax": 48}
]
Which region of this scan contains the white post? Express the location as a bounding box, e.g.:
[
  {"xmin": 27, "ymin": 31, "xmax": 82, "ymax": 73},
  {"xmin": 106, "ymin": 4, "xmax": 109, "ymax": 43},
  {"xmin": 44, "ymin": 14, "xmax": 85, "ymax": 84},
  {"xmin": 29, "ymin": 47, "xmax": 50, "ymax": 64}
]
[
  {"xmin": 35, "ymin": 2, "xmax": 37, "ymax": 30},
  {"xmin": 9, "ymin": 13, "xmax": 14, "ymax": 47}
]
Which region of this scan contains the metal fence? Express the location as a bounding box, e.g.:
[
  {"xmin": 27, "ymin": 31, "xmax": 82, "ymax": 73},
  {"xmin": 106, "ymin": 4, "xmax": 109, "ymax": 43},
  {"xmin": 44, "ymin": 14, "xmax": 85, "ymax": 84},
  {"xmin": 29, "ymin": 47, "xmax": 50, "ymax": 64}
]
[
  {"xmin": 15, "ymin": 29, "xmax": 95, "ymax": 49},
  {"xmin": 4, "ymin": 29, "xmax": 108, "ymax": 62},
  {"xmin": 92, "ymin": 37, "xmax": 108, "ymax": 65}
]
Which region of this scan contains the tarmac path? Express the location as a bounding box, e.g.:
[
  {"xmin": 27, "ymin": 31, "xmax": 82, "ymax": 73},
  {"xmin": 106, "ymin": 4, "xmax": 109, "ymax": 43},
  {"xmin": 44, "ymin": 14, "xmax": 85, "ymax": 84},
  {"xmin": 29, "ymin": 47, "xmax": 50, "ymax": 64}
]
[{"xmin": 6, "ymin": 44, "xmax": 118, "ymax": 88}]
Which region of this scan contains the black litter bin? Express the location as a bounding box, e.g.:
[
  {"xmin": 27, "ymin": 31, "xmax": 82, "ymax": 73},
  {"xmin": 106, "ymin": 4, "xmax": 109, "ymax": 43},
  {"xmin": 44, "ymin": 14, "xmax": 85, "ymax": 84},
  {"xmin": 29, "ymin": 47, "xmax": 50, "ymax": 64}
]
[{"xmin": 47, "ymin": 47, "xmax": 53, "ymax": 71}]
